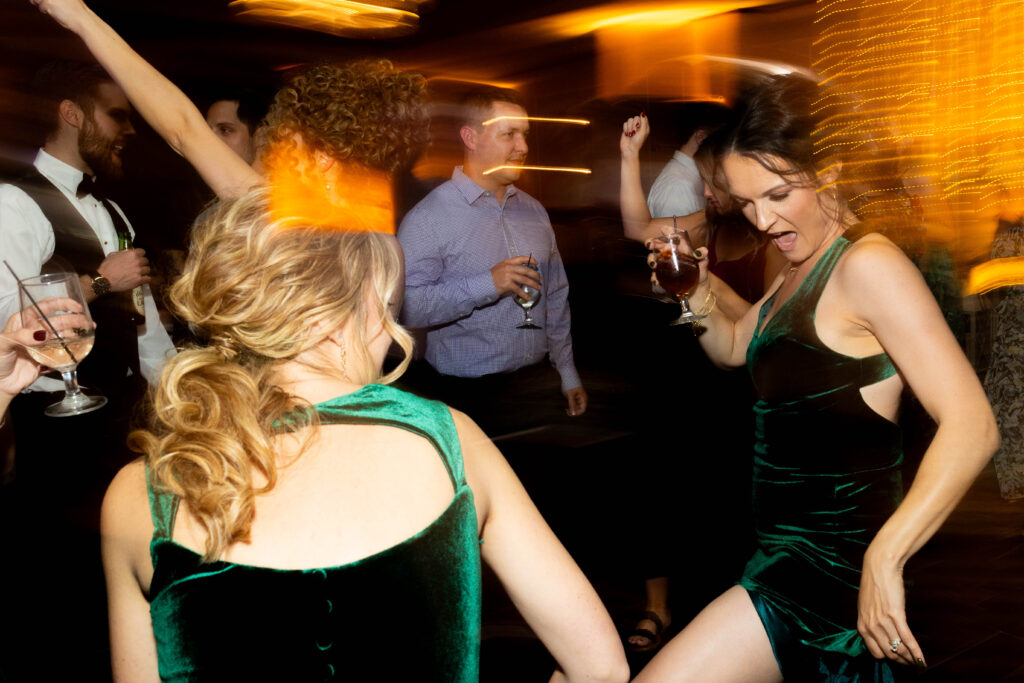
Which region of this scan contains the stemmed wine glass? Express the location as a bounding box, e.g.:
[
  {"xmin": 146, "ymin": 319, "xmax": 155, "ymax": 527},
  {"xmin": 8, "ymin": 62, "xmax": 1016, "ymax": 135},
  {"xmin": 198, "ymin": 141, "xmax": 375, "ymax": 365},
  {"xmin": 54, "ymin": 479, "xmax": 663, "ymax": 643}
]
[
  {"xmin": 19, "ymin": 272, "xmax": 107, "ymax": 416},
  {"xmin": 514, "ymin": 256, "xmax": 542, "ymax": 330},
  {"xmin": 651, "ymin": 232, "xmax": 703, "ymax": 326}
]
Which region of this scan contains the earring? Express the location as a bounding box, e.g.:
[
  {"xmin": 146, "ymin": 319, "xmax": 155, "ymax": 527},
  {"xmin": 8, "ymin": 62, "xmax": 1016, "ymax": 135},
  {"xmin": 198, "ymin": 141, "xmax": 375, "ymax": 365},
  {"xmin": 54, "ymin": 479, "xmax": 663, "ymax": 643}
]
[{"xmin": 325, "ymin": 183, "xmax": 332, "ymax": 192}]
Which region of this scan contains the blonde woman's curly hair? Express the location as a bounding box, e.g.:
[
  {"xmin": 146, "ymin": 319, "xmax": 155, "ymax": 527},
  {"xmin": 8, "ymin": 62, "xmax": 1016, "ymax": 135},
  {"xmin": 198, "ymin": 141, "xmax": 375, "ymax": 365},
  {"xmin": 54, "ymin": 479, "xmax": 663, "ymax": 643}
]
[
  {"xmin": 262, "ymin": 59, "xmax": 428, "ymax": 175},
  {"xmin": 129, "ymin": 188, "xmax": 412, "ymax": 562}
]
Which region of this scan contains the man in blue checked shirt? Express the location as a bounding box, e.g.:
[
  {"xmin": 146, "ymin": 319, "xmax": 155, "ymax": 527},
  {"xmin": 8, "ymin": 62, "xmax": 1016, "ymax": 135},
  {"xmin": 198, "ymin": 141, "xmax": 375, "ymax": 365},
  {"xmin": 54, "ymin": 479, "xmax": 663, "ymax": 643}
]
[{"xmin": 398, "ymin": 86, "xmax": 587, "ymax": 433}]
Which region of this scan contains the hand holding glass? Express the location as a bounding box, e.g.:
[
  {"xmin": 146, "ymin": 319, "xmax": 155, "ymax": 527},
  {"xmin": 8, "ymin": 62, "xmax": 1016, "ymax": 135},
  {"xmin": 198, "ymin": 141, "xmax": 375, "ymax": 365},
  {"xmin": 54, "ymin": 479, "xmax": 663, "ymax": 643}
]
[
  {"xmin": 514, "ymin": 260, "xmax": 542, "ymax": 330},
  {"xmin": 19, "ymin": 272, "xmax": 107, "ymax": 416},
  {"xmin": 651, "ymin": 232, "xmax": 703, "ymax": 326}
]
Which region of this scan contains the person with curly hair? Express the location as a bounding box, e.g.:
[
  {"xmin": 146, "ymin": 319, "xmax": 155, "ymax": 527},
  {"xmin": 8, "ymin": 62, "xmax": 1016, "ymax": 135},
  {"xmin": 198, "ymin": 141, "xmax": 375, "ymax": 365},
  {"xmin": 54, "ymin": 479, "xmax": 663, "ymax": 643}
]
[
  {"xmin": 32, "ymin": 0, "xmax": 428, "ymax": 234},
  {"xmin": 96, "ymin": 188, "xmax": 628, "ymax": 681}
]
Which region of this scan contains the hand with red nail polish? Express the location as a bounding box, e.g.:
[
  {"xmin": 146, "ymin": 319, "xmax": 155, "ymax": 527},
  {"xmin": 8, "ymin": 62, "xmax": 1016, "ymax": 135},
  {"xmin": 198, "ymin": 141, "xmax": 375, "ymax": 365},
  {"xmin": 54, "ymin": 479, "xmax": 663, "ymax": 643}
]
[
  {"xmin": 0, "ymin": 300, "xmax": 82, "ymax": 400},
  {"xmin": 619, "ymin": 113, "xmax": 651, "ymax": 157}
]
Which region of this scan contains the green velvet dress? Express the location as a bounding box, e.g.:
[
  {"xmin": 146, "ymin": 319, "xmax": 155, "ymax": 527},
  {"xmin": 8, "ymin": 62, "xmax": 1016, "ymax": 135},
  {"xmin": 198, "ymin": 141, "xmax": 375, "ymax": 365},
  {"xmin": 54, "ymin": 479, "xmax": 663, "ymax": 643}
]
[
  {"xmin": 741, "ymin": 236, "xmax": 908, "ymax": 681},
  {"xmin": 145, "ymin": 385, "xmax": 482, "ymax": 682}
]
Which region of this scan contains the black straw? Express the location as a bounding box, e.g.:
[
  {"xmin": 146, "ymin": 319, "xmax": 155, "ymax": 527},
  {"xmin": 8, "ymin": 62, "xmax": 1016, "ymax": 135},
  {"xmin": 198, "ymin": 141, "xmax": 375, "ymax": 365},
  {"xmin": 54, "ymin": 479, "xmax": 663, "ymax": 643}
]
[{"xmin": 2, "ymin": 261, "xmax": 79, "ymax": 365}]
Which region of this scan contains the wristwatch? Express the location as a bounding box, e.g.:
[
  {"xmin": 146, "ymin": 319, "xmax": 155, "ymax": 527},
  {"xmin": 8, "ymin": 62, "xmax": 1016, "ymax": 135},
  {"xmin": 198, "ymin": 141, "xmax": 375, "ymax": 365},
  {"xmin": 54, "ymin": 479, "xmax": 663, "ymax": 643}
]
[{"xmin": 89, "ymin": 271, "xmax": 111, "ymax": 296}]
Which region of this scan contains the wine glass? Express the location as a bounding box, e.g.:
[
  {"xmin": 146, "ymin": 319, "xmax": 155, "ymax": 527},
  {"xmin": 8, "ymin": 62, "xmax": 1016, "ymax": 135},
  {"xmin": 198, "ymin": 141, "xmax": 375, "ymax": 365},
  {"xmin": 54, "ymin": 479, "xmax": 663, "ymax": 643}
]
[
  {"xmin": 651, "ymin": 232, "xmax": 703, "ymax": 326},
  {"xmin": 19, "ymin": 272, "xmax": 107, "ymax": 417},
  {"xmin": 515, "ymin": 260, "xmax": 542, "ymax": 330}
]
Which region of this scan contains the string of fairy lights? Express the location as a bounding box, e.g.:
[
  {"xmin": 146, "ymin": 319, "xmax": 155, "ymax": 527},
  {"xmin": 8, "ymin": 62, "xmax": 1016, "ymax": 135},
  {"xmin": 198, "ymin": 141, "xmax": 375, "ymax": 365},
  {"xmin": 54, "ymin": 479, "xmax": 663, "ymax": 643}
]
[{"xmin": 812, "ymin": 0, "xmax": 1024, "ymax": 266}]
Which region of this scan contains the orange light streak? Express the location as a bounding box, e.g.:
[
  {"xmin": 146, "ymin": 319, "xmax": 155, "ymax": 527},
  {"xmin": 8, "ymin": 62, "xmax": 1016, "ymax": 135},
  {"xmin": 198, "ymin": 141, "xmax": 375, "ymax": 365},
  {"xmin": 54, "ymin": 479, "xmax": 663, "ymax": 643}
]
[
  {"xmin": 481, "ymin": 116, "xmax": 591, "ymax": 126},
  {"xmin": 482, "ymin": 165, "xmax": 592, "ymax": 176},
  {"xmin": 528, "ymin": 1, "xmax": 780, "ymax": 38},
  {"xmin": 229, "ymin": 0, "xmax": 426, "ymax": 37},
  {"xmin": 262, "ymin": 143, "xmax": 394, "ymax": 234},
  {"xmin": 966, "ymin": 256, "xmax": 1024, "ymax": 294}
]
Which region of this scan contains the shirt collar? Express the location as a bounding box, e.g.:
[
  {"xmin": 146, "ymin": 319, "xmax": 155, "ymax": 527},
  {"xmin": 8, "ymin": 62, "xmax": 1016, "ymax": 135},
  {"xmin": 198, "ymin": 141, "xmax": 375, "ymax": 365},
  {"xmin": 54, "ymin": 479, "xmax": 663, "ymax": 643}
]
[
  {"xmin": 451, "ymin": 166, "xmax": 519, "ymax": 204},
  {"xmin": 671, "ymin": 150, "xmax": 698, "ymax": 171},
  {"xmin": 34, "ymin": 148, "xmax": 86, "ymax": 195}
]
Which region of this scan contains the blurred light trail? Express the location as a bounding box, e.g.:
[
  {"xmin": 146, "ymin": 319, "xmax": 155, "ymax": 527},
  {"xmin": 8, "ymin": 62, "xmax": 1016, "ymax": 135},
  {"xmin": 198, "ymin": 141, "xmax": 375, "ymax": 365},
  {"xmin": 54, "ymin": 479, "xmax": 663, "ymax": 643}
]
[
  {"xmin": 530, "ymin": 1, "xmax": 784, "ymax": 37},
  {"xmin": 229, "ymin": 0, "xmax": 427, "ymax": 38},
  {"xmin": 262, "ymin": 144, "xmax": 395, "ymax": 234},
  {"xmin": 482, "ymin": 165, "xmax": 592, "ymax": 176},
  {"xmin": 426, "ymin": 77, "xmax": 521, "ymax": 91},
  {"xmin": 481, "ymin": 116, "xmax": 591, "ymax": 126},
  {"xmin": 966, "ymin": 257, "xmax": 1024, "ymax": 295},
  {"xmin": 813, "ymin": 0, "xmax": 1024, "ymax": 265},
  {"xmin": 684, "ymin": 55, "xmax": 817, "ymax": 79}
]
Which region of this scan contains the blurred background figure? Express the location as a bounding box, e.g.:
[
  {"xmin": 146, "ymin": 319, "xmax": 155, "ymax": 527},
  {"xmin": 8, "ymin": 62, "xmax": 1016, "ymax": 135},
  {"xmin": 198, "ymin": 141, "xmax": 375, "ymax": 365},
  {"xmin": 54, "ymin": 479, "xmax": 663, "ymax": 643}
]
[
  {"xmin": 617, "ymin": 108, "xmax": 775, "ymax": 658},
  {"xmin": 0, "ymin": 59, "xmax": 175, "ymax": 680},
  {"xmin": 399, "ymin": 86, "xmax": 587, "ymax": 438},
  {"xmin": 155, "ymin": 87, "xmax": 273, "ymax": 340},
  {"xmin": 646, "ymin": 103, "xmax": 727, "ymax": 221},
  {"xmin": 983, "ymin": 214, "xmax": 1024, "ymax": 502},
  {"xmin": 204, "ymin": 89, "xmax": 269, "ymax": 166}
]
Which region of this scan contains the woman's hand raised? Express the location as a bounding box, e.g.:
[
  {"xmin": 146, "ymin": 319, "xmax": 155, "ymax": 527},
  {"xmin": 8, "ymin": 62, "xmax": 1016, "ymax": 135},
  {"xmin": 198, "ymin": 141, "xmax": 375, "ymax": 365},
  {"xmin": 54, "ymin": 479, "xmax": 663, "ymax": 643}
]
[
  {"xmin": 30, "ymin": 0, "xmax": 90, "ymax": 31},
  {"xmin": 620, "ymin": 113, "xmax": 649, "ymax": 158}
]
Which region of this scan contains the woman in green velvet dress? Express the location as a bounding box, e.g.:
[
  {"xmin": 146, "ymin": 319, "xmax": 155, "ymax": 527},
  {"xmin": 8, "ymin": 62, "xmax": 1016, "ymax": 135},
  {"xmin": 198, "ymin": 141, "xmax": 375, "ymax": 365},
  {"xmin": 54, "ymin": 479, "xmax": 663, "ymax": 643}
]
[
  {"xmin": 96, "ymin": 189, "xmax": 628, "ymax": 682},
  {"xmin": 633, "ymin": 75, "xmax": 997, "ymax": 682}
]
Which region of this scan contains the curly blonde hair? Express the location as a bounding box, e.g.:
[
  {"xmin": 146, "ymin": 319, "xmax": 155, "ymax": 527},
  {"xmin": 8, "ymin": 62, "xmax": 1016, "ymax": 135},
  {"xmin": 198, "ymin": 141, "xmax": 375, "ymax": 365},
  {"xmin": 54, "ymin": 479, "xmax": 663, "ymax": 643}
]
[
  {"xmin": 262, "ymin": 59, "xmax": 428, "ymax": 175},
  {"xmin": 129, "ymin": 188, "xmax": 412, "ymax": 562}
]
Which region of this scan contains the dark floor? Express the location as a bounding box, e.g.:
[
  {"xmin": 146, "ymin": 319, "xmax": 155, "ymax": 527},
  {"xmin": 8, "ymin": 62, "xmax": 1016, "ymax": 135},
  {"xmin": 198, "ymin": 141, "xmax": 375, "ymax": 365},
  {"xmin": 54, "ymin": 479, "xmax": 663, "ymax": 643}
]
[{"xmin": 476, "ymin": 365, "xmax": 1024, "ymax": 681}]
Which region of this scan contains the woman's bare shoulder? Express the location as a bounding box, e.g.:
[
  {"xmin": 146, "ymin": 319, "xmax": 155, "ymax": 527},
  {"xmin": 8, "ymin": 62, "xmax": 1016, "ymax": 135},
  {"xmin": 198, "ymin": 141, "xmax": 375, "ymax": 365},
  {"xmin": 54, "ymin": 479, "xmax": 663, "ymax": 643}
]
[
  {"xmin": 102, "ymin": 458, "xmax": 152, "ymax": 533},
  {"xmin": 838, "ymin": 231, "xmax": 920, "ymax": 288}
]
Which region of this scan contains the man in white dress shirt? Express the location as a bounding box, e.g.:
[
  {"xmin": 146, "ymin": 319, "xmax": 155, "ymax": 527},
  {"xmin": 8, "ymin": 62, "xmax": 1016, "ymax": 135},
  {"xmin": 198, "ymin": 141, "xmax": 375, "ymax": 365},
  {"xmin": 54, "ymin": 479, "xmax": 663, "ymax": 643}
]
[
  {"xmin": 0, "ymin": 61, "xmax": 174, "ymax": 681},
  {"xmin": 0, "ymin": 62, "xmax": 173, "ymax": 395},
  {"xmin": 645, "ymin": 121, "xmax": 712, "ymax": 219}
]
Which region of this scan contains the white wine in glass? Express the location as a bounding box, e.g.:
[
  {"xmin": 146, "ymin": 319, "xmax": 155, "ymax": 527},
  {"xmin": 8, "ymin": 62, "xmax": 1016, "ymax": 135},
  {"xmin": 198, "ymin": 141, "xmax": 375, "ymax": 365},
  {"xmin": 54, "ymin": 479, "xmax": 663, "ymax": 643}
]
[{"xmin": 20, "ymin": 272, "xmax": 107, "ymax": 417}]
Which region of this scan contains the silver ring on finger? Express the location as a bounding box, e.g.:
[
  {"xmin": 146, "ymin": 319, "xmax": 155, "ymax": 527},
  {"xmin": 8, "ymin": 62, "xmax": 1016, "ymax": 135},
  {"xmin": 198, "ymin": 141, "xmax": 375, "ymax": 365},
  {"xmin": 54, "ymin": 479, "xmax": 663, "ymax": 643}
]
[{"xmin": 889, "ymin": 638, "xmax": 902, "ymax": 654}]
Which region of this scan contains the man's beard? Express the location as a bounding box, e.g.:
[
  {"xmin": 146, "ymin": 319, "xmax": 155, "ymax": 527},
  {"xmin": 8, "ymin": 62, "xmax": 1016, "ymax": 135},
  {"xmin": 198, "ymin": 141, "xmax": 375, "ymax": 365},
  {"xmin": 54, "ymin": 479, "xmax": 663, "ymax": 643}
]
[{"xmin": 78, "ymin": 117, "xmax": 123, "ymax": 181}]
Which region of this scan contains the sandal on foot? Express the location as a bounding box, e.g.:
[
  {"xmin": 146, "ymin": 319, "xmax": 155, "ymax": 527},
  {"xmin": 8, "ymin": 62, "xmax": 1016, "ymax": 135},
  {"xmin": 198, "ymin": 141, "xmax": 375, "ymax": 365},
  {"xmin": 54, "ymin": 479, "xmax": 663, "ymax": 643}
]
[{"xmin": 627, "ymin": 610, "xmax": 668, "ymax": 653}]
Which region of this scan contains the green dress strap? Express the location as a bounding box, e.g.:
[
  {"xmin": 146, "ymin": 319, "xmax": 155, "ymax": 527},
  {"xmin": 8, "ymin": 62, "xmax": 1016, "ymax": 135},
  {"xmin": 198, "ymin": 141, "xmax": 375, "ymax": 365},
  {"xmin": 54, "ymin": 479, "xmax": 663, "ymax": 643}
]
[
  {"xmin": 146, "ymin": 464, "xmax": 179, "ymax": 542},
  {"xmin": 311, "ymin": 383, "xmax": 466, "ymax": 490},
  {"xmin": 147, "ymin": 384, "xmax": 467, "ymax": 547},
  {"xmin": 751, "ymin": 235, "xmax": 897, "ymax": 387}
]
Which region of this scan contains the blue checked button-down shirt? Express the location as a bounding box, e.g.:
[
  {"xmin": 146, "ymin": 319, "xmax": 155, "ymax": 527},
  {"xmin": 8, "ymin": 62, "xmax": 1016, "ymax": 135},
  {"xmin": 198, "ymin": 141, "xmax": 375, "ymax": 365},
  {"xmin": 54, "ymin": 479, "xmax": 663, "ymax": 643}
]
[{"xmin": 398, "ymin": 167, "xmax": 581, "ymax": 392}]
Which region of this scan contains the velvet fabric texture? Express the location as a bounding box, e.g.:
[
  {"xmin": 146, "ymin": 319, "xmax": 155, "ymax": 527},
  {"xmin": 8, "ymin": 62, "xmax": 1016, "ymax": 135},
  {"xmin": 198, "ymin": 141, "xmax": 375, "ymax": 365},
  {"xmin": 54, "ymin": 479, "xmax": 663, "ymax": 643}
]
[
  {"xmin": 146, "ymin": 385, "xmax": 482, "ymax": 682},
  {"xmin": 741, "ymin": 236, "xmax": 907, "ymax": 680}
]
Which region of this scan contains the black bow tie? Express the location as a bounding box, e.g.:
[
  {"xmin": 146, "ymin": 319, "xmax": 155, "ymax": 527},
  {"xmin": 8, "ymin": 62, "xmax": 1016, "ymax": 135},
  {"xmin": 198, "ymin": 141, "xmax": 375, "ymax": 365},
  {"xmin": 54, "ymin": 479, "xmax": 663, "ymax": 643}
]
[{"xmin": 76, "ymin": 175, "xmax": 102, "ymax": 200}]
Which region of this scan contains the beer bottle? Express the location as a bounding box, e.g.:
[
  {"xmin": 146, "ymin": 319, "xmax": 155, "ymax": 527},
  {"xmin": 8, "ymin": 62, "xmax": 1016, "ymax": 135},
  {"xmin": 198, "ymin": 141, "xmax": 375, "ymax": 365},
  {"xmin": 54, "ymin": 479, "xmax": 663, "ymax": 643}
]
[{"xmin": 118, "ymin": 231, "xmax": 146, "ymax": 325}]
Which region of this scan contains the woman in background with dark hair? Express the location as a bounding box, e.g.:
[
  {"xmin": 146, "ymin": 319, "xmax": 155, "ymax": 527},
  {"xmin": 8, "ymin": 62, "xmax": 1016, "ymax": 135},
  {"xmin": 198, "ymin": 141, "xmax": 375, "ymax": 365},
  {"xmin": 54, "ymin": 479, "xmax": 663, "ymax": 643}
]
[
  {"xmin": 617, "ymin": 113, "xmax": 784, "ymax": 656},
  {"xmin": 632, "ymin": 74, "xmax": 996, "ymax": 682}
]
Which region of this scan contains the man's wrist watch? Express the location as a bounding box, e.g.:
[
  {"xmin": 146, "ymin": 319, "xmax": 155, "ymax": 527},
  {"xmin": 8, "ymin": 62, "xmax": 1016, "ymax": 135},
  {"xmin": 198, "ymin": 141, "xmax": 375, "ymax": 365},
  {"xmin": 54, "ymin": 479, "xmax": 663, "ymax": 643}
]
[{"xmin": 89, "ymin": 271, "xmax": 111, "ymax": 296}]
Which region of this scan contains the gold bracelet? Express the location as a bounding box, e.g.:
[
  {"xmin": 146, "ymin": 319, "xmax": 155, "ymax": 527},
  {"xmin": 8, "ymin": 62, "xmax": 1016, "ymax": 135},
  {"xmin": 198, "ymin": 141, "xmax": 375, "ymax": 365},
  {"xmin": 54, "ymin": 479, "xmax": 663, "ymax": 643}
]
[{"xmin": 691, "ymin": 291, "xmax": 716, "ymax": 335}]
